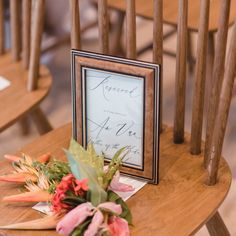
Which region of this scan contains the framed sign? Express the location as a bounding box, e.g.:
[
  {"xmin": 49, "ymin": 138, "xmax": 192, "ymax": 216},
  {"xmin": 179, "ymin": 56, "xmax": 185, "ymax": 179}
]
[{"xmin": 71, "ymin": 50, "xmax": 160, "ymax": 184}]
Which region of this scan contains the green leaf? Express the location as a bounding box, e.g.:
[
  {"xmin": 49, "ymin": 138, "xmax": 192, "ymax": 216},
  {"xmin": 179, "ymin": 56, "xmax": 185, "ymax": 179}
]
[
  {"xmin": 107, "ymin": 190, "xmax": 133, "ymax": 225},
  {"xmin": 65, "ymin": 150, "xmax": 107, "ymax": 206},
  {"xmin": 68, "ymin": 139, "xmax": 104, "ymax": 180},
  {"xmin": 62, "ymin": 196, "xmax": 86, "ymax": 207},
  {"xmin": 65, "ymin": 149, "xmax": 81, "ymax": 180},
  {"xmin": 102, "ymin": 147, "xmax": 127, "ymax": 189},
  {"xmin": 71, "ymin": 218, "xmax": 92, "ymax": 236}
]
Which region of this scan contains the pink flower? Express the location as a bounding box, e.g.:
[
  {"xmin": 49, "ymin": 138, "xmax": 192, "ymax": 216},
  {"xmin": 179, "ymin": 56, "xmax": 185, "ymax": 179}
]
[
  {"xmin": 108, "ymin": 216, "xmax": 130, "ymax": 236},
  {"xmin": 51, "ymin": 175, "xmax": 89, "ymax": 213},
  {"xmin": 109, "ymin": 172, "xmax": 134, "ymax": 192},
  {"xmin": 98, "ymin": 202, "xmax": 122, "ymax": 215},
  {"xmin": 56, "ymin": 202, "xmax": 94, "ymax": 236},
  {"xmin": 52, "ymin": 191, "xmax": 70, "ymax": 213},
  {"xmin": 84, "ymin": 210, "xmax": 104, "ymax": 236},
  {"xmin": 56, "ymin": 201, "xmax": 127, "ymax": 236},
  {"xmin": 62, "ymin": 174, "xmax": 74, "ymax": 182},
  {"xmin": 74, "ymin": 178, "xmax": 89, "ymax": 192}
]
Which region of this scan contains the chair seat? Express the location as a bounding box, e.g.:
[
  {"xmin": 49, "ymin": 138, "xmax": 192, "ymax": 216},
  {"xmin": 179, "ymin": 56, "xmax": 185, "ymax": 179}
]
[
  {"xmin": 0, "ymin": 53, "xmax": 14, "ymax": 67},
  {"xmin": 107, "ymin": 0, "xmax": 236, "ymax": 32},
  {"xmin": 0, "ymin": 55, "xmax": 52, "ymax": 132},
  {"xmin": 0, "ymin": 123, "xmax": 231, "ymax": 236}
]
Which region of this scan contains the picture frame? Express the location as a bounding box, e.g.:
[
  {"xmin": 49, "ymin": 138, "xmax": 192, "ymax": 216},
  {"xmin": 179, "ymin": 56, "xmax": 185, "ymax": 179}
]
[{"xmin": 71, "ymin": 50, "xmax": 160, "ymax": 184}]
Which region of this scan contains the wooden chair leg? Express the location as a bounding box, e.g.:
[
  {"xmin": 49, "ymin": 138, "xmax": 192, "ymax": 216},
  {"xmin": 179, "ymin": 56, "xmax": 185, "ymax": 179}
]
[
  {"xmin": 187, "ymin": 30, "xmax": 195, "ymax": 74},
  {"xmin": 206, "ymin": 211, "xmax": 230, "ymax": 236},
  {"xmin": 19, "ymin": 116, "xmax": 31, "ymax": 135},
  {"xmin": 30, "ymin": 107, "xmax": 52, "ymax": 135}
]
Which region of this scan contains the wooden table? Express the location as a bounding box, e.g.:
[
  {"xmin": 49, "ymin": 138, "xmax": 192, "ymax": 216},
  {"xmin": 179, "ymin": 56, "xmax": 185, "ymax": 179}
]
[{"xmin": 0, "ymin": 123, "xmax": 231, "ymax": 236}]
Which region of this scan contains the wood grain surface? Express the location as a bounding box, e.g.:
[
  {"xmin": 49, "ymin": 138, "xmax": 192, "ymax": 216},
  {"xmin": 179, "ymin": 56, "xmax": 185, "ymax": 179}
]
[
  {"xmin": 98, "ymin": 0, "xmax": 109, "ymax": 54},
  {"xmin": 0, "ymin": 63, "xmax": 52, "ymax": 132},
  {"xmin": 107, "ymin": 0, "xmax": 236, "ymax": 32},
  {"xmin": 28, "ymin": 0, "xmax": 45, "ymax": 91},
  {"xmin": 206, "ymin": 19, "xmax": 236, "ymax": 185},
  {"xmin": 126, "ymin": 0, "xmax": 136, "ymax": 59},
  {"xmin": 69, "ymin": 0, "xmax": 81, "ymax": 50},
  {"xmin": 22, "ymin": 0, "xmax": 32, "ymax": 69},
  {"xmin": 0, "ymin": 124, "xmax": 231, "ymax": 236},
  {"xmin": 0, "ymin": 0, "xmax": 4, "ymax": 55},
  {"xmin": 153, "ymin": 0, "xmax": 163, "ymax": 132},
  {"xmin": 10, "ymin": 0, "xmax": 21, "ymax": 62},
  {"xmin": 190, "ymin": 0, "xmax": 210, "ymax": 155},
  {"xmin": 204, "ymin": 0, "xmax": 231, "ymax": 168},
  {"xmin": 173, "ymin": 0, "xmax": 187, "ymax": 144}
]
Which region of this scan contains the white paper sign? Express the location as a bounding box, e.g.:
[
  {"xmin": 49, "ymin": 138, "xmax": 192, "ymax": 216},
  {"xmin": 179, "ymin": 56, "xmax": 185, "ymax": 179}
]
[
  {"xmin": 83, "ymin": 68, "xmax": 144, "ymax": 170},
  {"xmin": 0, "ymin": 76, "xmax": 10, "ymax": 91}
]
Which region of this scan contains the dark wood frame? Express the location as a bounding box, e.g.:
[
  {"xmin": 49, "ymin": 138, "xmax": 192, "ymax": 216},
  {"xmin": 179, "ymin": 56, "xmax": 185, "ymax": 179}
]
[{"xmin": 71, "ymin": 50, "xmax": 160, "ymax": 184}]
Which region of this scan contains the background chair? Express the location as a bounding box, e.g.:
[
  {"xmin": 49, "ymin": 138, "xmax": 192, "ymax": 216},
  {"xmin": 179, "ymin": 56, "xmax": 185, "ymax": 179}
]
[
  {"xmin": 0, "ymin": 0, "xmax": 236, "ymax": 235},
  {"xmin": 106, "ymin": 0, "xmax": 236, "ymax": 74},
  {"xmin": 0, "ymin": 0, "xmax": 52, "ymax": 135}
]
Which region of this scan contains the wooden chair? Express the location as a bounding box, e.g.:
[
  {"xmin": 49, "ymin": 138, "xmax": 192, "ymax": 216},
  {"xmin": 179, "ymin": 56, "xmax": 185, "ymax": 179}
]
[
  {"xmin": 0, "ymin": 0, "xmax": 236, "ymax": 235},
  {"xmin": 0, "ymin": 0, "xmax": 52, "ymax": 135},
  {"xmin": 106, "ymin": 0, "xmax": 236, "ymax": 74}
]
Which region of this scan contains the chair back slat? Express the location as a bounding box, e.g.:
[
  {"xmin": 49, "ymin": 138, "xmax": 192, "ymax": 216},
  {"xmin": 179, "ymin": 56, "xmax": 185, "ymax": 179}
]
[
  {"xmin": 206, "ymin": 20, "xmax": 236, "ymax": 185},
  {"xmin": 10, "ymin": 0, "xmax": 21, "ymax": 61},
  {"xmin": 153, "ymin": 0, "xmax": 163, "ymax": 131},
  {"xmin": 173, "ymin": 0, "xmax": 188, "ymax": 143},
  {"xmin": 22, "ymin": 0, "xmax": 32, "ymax": 69},
  {"xmin": 190, "ymin": 0, "xmax": 210, "ymax": 155},
  {"xmin": 70, "ymin": 0, "xmax": 81, "ymax": 50},
  {"xmin": 98, "ymin": 0, "xmax": 109, "ymax": 54},
  {"xmin": 204, "ymin": 0, "xmax": 231, "ymax": 167},
  {"xmin": 126, "ymin": 0, "xmax": 136, "ymax": 59},
  {"xmin": 28, "ymin": 0, "xmax": 45, "ymax": 91},
  {"xmin": 0, "ymin": 0, "xmax": 4, "ymax": 55}
]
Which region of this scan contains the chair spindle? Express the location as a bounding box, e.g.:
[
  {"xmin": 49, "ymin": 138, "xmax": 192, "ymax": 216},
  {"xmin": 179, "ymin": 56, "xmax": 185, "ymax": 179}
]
[
  {"xmin": 10, "ymin": 0, "xmax": 21, "ymax": 61},
  {"xmin": 206, "ymin": 19, "xmax": 236, "ymax": 185},
  {"xmin": 28, "ymin": 0, "xmax": 45, "ymax": 91},
  {"xmin": 98, "ymin": 0, "xmax": 109, "ymax": 54},
  {"xmin": 126, "ymin": 0, "xmax": 136, "ymax": 59},
  {"xmin": 204, "ymin": 0, "xmax": 231, "ymax": 167},
  {"xmin": 22, "ymin": 0, "xmax": 32, "ymax": 69},
  {"xmin": 173, "ymin": 0, "xmax": 188, "ymax": 143},
  {"xmin": 70, "ymin": 0, "xmax": 81, "ymax": 50},
  {"xmin": 153, "ymin": 0, "xmax": 163, "ymax": 132},
  {"xmin": 190, "ymin": 0, "xmax": 210, "ymax": 155},
  {"xmin": 0, "ymin": 0, "xmax": 4, "ymax": 55}
]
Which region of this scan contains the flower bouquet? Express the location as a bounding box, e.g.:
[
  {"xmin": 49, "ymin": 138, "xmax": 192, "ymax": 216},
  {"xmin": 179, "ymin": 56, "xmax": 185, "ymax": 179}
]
[{"xmin": 0, "ymin": 139, "xmax": 134, "ymax": 236}]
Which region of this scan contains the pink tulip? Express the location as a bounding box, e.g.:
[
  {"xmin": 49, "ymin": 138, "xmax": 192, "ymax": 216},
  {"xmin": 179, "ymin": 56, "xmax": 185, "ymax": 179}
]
[
  {"xmin": 108, "ymin": 216, "xmax": 130, "ymax": 236},
  {"xmin": 84, "ymin": 210, "xmax": 103, "ymax": 236},
  {"xmin": 56, "ymin": 202, "xmax": 94, "ymax": 236},
  {"xmin": 98, "ymin": 202, "xmax": 122, "ymax": 215},
  {"xmin": 109, "ymin": 172, "xmax": 134, "ymax": 192}
]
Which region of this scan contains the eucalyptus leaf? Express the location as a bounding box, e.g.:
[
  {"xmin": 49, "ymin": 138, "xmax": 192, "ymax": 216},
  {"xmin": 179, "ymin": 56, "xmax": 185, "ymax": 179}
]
[{"xmin": 65, "ymin": 150, "xmax": 107, "ymax": 206}]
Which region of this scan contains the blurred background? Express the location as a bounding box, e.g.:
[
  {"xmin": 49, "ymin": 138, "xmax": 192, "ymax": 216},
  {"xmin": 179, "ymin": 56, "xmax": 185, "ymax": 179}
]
[{"xmin": 0, "ymin": 1, "xmax": 236, "ymax": 235}]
